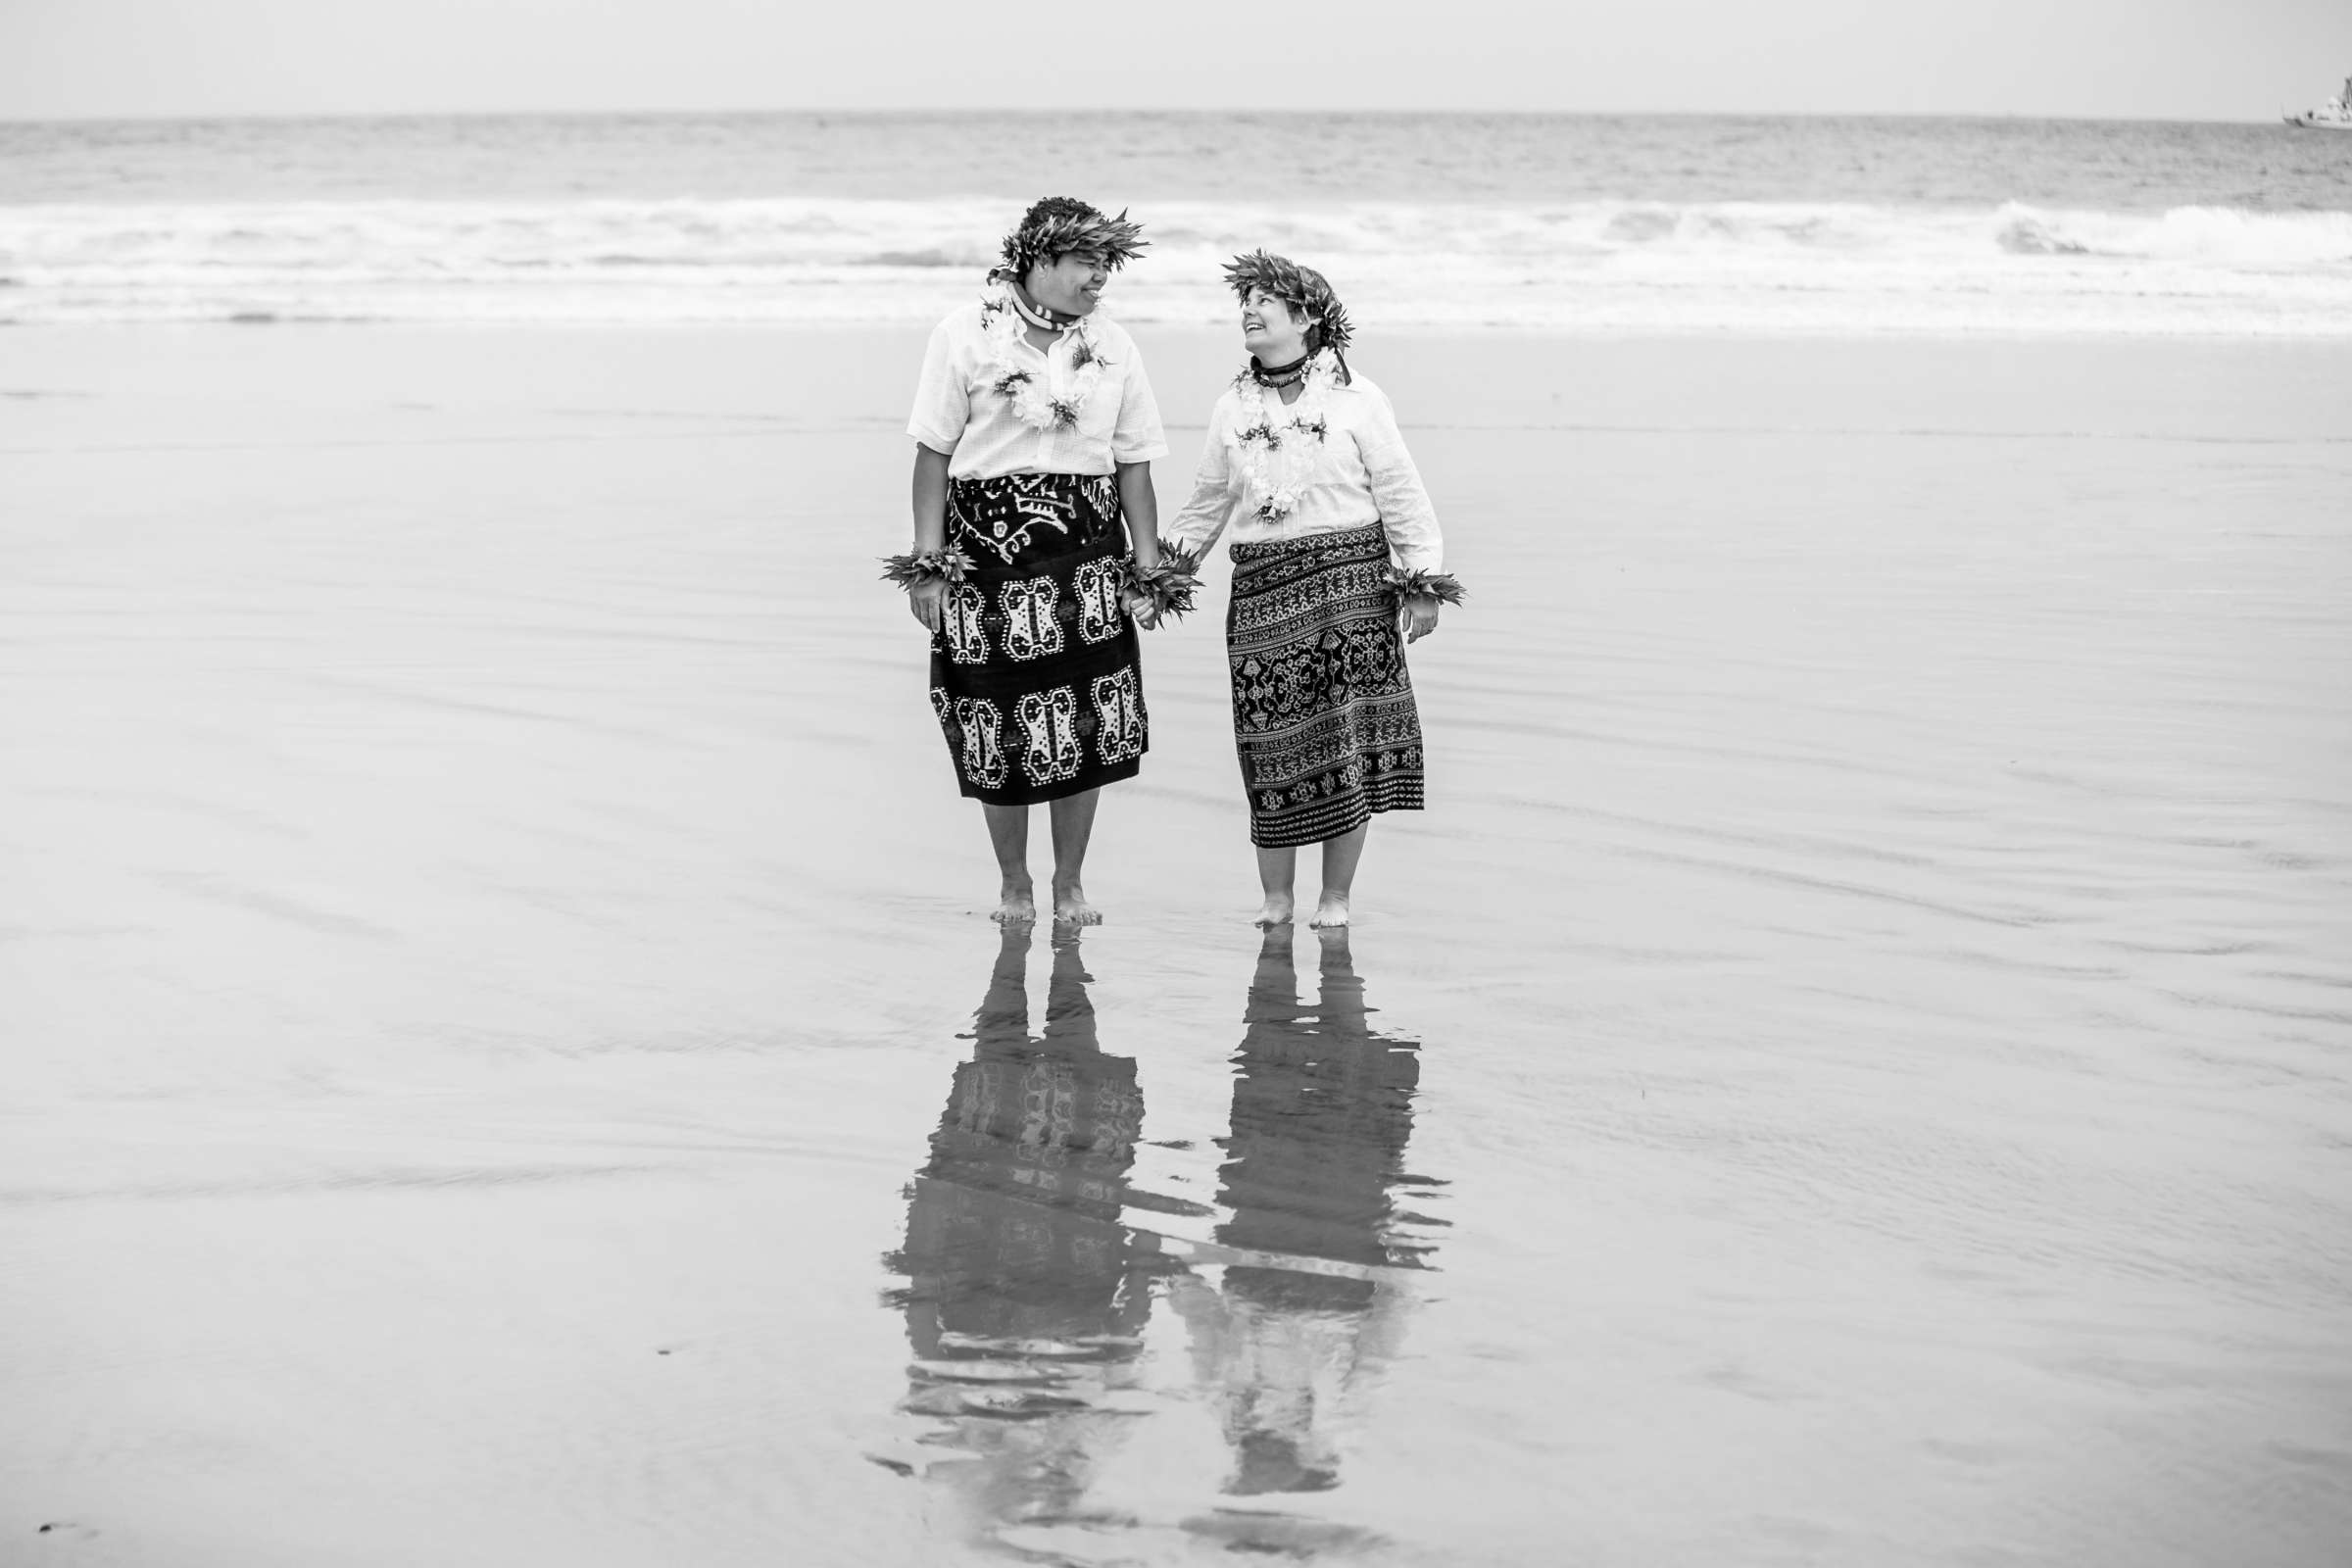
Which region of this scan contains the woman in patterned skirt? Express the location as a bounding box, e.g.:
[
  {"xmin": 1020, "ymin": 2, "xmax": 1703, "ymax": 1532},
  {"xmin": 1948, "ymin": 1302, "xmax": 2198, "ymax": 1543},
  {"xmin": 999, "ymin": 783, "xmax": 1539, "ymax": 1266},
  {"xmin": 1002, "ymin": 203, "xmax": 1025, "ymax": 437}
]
[
  {"xmin": 1167, "ymin": 253, "xmax": 1462, "ymax": 929},
  {"xmin": 892, "ymin": 198, "xmax": 1178, "ymax": 926}
]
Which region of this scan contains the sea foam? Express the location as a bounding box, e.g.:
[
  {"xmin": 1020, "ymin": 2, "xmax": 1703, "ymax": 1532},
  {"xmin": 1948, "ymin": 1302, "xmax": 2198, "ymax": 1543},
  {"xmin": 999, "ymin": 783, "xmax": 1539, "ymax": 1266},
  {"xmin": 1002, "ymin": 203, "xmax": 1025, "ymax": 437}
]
[{"xmin": 3, "ymin": 197, "xmax": 2348, "ymax": 335}]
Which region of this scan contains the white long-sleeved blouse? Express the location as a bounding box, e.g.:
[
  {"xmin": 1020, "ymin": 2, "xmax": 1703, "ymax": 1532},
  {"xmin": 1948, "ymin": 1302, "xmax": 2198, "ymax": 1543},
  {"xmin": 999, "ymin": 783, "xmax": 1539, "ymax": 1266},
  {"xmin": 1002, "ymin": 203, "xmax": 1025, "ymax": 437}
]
[
  {"xmin": 1165, "ymin": 372, "xmax": 1443, "ymax": 573},
  {"xmin": 907, "ymin": 299, "xmax": 1169, "ymax": 480}
]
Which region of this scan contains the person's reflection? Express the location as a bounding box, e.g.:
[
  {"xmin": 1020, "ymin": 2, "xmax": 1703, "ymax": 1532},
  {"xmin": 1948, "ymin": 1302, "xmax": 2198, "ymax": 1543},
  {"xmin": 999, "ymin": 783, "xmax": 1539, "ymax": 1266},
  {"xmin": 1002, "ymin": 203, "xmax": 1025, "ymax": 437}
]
[
  {"xmin": 883, "ymin": 923, "xmax": 1152, "ymax": 1530},
  {"xmin": 1175, "ymin": 923, "xmax": 1440, "ymax": 1500}
]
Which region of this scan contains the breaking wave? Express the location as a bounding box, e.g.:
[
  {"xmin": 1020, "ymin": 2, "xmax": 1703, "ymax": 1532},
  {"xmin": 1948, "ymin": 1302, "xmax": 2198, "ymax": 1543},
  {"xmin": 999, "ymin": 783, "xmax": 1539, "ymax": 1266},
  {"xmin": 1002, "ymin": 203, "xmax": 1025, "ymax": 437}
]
[{"xmin": 2, "ymin": 197, "xmax": 2348, "ymax": 335}]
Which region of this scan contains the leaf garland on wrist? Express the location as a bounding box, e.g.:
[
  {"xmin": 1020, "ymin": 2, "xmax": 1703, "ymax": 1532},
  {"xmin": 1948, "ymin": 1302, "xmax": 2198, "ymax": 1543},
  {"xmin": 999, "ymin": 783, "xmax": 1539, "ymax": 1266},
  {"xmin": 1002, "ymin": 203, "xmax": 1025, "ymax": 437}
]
[
  {"xmin": 1123, "ymin": 540, "xmax": 1203, "ymax": 621},
  {"xmin": 880, "ymin": 547, "xmax": 976, "ymax": 592},
  {"xmin": 1389, "ymin": 567, "xmax": 1466, "ymax": 607}
]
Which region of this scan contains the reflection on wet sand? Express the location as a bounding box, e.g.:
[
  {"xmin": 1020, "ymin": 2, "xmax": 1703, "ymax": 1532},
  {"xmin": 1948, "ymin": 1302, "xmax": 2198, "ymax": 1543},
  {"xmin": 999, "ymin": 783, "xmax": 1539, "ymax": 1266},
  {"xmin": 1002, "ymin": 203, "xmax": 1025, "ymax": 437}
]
[
  {"xmin": 878, "ymin": 923, "xmax": 1443, "ymax": 1557},
  {"xmin": 1176, "ymin": 923, "xmax": 1440, "ymax": 1505},
  {"xmin": 880, "ymin": 924, "xmax": 1160, "ymax": 1534}
]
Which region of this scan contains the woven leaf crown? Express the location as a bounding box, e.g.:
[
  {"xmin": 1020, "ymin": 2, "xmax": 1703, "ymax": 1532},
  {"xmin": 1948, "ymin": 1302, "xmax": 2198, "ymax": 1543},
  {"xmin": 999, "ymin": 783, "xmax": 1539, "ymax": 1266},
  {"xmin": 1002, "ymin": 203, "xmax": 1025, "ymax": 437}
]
[
  {"xmin": 996, "ymin": 197, "xmax": 1149, "ymax": 280},
  {"xmin": 1223, "ymin": 250, "xmax": 1354, "ymax": 351}
]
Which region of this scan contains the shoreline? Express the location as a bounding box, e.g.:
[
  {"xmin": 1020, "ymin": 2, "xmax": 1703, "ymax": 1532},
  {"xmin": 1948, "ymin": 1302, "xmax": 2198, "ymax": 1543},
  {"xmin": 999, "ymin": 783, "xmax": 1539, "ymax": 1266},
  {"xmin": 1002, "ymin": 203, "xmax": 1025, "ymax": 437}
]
[{"xmin": 16, "ymin": 318, "xmax": 2352, "ymax": 341}]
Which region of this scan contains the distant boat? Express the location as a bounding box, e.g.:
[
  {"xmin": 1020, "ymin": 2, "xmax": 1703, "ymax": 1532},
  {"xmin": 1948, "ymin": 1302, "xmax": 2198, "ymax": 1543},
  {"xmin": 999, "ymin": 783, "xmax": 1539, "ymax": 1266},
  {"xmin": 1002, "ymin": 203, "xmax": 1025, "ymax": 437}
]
[{"xmin": 2284, "ymin": 78, "xmax": 2352, "ymax": 129}]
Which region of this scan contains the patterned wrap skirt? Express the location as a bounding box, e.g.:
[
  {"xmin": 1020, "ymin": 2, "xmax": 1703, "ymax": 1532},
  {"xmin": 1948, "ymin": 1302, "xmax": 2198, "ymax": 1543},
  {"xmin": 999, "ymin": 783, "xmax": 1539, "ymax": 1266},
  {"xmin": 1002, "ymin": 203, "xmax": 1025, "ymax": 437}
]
[
  {"xmin": 1227, "ymin": 521, "xmax": 1425, "ymax": 848},
  {"xmin": 929, "ymin": 471, "xmax": 1148, "ymax": 807}
]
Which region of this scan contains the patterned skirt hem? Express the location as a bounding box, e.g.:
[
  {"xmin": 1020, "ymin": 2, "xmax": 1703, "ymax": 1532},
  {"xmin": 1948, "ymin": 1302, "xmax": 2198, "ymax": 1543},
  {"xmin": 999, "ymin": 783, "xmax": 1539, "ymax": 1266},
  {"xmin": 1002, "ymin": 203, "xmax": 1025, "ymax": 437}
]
[
  {"xmin": 1250, "ymin": 775, "xmax": 1423, "ymax": 849},
  {"xmin": 956, "ymin": 754, "xmax": 1142, "ymax": 808}
]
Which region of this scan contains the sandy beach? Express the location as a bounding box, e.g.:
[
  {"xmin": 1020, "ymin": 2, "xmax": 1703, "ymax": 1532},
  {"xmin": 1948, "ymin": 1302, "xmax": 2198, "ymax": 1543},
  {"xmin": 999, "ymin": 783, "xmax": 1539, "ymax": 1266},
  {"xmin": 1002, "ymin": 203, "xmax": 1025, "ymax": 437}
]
[{"xmin": 4, "ymin": 323, "xmax": 2350, "ymax": 1566}]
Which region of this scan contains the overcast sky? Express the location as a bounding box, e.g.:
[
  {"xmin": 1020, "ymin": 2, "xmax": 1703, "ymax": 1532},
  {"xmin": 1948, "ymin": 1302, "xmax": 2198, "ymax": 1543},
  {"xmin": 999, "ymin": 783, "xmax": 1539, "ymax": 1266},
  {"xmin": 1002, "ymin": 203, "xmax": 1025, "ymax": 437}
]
[{"xmin": 3, "ymin": 0, "xmax": 2344, "ymax": 122}]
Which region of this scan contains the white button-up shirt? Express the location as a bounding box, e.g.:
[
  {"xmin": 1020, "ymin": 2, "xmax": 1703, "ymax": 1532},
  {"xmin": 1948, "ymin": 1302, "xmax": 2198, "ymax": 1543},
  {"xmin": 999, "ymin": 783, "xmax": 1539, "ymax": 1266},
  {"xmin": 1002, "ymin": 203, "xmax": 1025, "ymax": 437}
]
[
  {"xmin": 907, "ymin": 301, "xmax": 1169, "ymax": 479},
  {"xmin": 1167, "ymin": 374, "xmax": 1444, "ymax": 574}
]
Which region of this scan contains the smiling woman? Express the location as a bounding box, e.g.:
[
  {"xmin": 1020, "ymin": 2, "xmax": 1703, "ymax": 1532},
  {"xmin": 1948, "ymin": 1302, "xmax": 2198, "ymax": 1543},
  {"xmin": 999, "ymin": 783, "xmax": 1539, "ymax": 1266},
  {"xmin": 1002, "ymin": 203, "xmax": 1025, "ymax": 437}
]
[{"xmin": 1169, "ymin": 251, "xmax": 1465, "ymax": 930}]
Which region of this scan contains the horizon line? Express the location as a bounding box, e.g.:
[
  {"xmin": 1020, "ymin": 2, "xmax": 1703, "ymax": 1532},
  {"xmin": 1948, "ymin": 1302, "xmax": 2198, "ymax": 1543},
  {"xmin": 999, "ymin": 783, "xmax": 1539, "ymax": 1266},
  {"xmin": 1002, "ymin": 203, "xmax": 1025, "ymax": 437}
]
[{"xmin": 0, "ymin": 106, "xmax": 2305, "ymax": 130}]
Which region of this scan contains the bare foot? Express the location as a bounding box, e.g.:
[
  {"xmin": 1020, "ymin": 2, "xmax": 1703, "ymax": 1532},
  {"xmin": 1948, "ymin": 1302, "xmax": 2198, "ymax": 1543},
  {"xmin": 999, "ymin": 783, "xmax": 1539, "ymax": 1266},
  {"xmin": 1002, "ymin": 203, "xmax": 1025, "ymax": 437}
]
[
  {"xmin": 1053, "ymin": 883, "xmax": 1102, "ymax": 926},
  {"xmin": 1308, "ymin": 892, "xmax": 1351, "ymax": 928},
  {"xmin": 1253, "ymin": 894, "xmax": 1295, "ymax": 927},
  {"xmin": 991, "ymin": 881, "xmax": 1037, "ymax": 924}
]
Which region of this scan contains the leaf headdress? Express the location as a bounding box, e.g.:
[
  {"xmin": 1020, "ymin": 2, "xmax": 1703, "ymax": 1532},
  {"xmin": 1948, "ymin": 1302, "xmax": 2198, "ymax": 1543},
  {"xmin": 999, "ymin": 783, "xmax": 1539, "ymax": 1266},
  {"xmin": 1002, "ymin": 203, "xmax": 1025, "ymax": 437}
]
[
  {"xmin": 1223, "ymin": 250, "xmax": 1354, "ymax": 367},
  {"xmin": 992, "ymin": 196, "xmax": 1150, "ymax": 283}
]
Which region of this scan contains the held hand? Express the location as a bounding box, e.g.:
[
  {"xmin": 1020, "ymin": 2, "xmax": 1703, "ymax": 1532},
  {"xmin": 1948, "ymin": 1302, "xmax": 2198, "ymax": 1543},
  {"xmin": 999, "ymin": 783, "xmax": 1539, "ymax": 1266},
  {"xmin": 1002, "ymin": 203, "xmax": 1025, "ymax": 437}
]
[
  {"xmin": 1399, "ymin": 598, "xmax": 1441, "ymax": 644},
  {"xmin": 1121, "ymin": 587, "xmax": 1160, "ymax": 631},
  {"xmin": 908, "ymin": 579, "xmax": 948, "ymax": 634}
]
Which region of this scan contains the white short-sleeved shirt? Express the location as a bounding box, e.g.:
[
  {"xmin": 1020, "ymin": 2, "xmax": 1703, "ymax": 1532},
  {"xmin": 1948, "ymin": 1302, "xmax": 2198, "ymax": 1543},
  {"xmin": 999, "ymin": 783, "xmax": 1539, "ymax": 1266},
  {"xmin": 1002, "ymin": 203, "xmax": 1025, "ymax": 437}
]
[
  {"xmin": 1167, "ymin": 374, "xmax": 1444, "ymax": 574},
  {"xmin": 907, "ymin": 300, "xmax": 1170, "ymax": 479}
]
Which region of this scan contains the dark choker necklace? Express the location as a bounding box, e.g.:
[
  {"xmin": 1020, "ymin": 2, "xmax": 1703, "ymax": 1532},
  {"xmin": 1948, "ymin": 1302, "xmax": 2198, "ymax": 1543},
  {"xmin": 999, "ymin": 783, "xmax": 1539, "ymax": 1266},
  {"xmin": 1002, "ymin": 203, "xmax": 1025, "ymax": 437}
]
[{"xmin": 1250, "ymin": 354, "xmax": 1310, "ymax": 388}]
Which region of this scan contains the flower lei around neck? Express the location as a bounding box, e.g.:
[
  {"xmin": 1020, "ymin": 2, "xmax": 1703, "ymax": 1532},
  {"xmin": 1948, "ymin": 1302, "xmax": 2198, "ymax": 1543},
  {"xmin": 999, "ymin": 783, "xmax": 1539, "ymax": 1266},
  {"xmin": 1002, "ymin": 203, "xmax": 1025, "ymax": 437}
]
[
  {"xmin": 1231, "ymin": 350, "xmax": 1338, "ymax": 523},
  {"xmin": 978, "ymin": 279, "xmax": 1108, "ymax": 433}
]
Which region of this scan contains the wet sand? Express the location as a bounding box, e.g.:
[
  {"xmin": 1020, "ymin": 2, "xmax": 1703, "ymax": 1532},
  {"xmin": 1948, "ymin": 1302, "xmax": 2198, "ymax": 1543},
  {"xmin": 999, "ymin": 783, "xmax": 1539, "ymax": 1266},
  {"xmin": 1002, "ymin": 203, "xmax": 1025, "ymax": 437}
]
[{"xmin": 4, "ymin": 325, "xmax": 2350, "ymax": 1566}]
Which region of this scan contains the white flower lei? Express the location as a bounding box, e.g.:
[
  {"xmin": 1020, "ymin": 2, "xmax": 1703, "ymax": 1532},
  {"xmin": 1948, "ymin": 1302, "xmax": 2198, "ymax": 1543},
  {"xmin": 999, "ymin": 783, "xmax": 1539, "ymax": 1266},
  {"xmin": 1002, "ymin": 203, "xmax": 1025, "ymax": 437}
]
[
  {"xmin": 1230, "ymin": 351, "xmax": 1338, "ymax": 523},
  {"xmin": 978, "ymin": 280, "xmax": 1109, "ymax": 433}
]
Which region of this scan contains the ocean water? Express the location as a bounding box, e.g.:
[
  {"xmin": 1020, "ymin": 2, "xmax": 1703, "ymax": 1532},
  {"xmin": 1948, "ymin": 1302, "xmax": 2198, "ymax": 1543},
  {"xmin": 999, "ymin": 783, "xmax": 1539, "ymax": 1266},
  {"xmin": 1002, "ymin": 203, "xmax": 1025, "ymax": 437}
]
[{"xmin": 2, "ymin": 112, "xmax": 2349, "ymax": 335}]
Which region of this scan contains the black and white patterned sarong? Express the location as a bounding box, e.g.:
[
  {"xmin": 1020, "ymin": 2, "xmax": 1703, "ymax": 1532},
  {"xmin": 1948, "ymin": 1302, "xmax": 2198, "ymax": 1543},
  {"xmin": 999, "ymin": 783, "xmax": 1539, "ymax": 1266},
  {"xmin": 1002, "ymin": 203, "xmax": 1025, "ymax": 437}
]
[
  {"xmin": 1227, "ymin": 521, "xmax": 1424, "ymax": 848},
  {"xmin": 929, "ymin": 471, "xmax": 1148, "ymax": 807}
]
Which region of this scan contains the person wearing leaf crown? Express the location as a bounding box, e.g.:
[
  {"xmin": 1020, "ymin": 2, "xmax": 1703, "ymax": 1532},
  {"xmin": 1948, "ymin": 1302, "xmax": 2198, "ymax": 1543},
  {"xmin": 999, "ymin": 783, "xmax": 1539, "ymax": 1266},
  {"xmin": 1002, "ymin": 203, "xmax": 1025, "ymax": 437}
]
[
  {"xmin": 890, "ymin": 198, "xmax": 1197, "ymax": 926},
  {"xmin": 1166, "ymin": 252, "xmax": 1462, "ymax": 929}
]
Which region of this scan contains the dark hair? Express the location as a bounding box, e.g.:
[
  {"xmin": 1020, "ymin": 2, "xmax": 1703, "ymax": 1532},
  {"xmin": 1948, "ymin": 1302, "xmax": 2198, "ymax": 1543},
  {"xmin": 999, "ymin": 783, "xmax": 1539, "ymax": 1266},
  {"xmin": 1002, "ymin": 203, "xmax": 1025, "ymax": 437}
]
[{"xmin": 1251, "ymin": 293, "xmax": 1327, "ymax": 352}]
